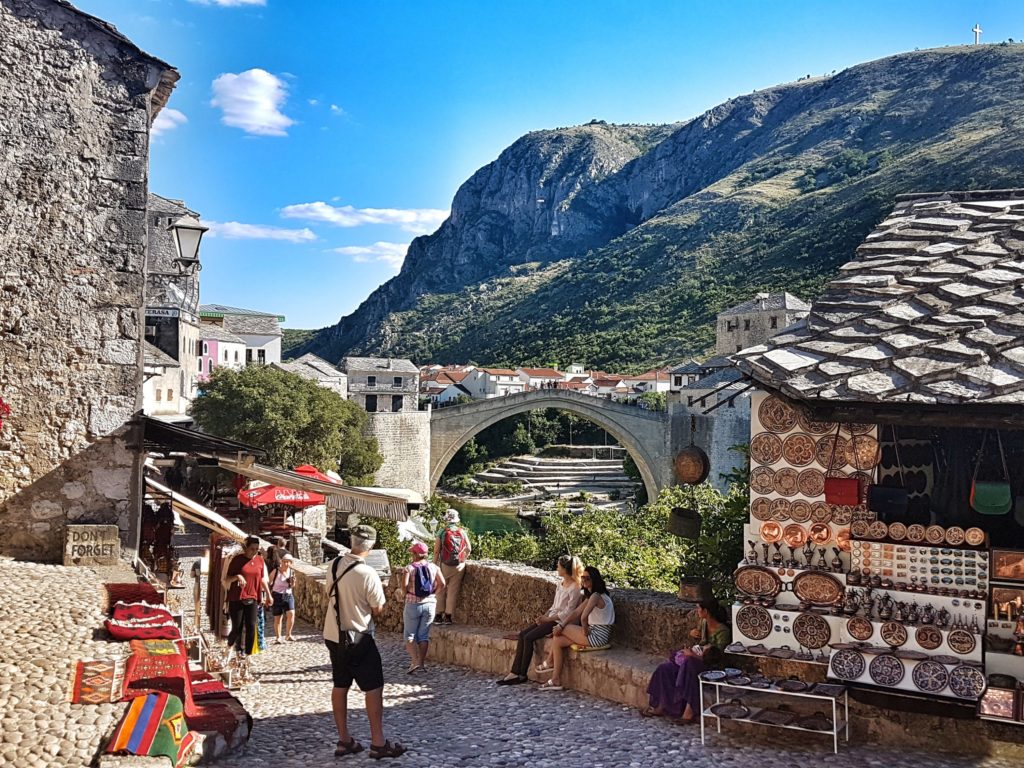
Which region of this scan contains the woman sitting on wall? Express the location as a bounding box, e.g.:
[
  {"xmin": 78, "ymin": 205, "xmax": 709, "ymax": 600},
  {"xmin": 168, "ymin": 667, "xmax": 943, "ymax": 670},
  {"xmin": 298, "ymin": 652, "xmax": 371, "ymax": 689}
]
[
  {"xmin": 641, "ymin": 598, "xmax": 730, "ymax": 723},
  {"xmin": 496, "ymin": 554, "xmax": 583, "ymax": 686},
  {"xmin": 536, "ymin": 566, "xmax": 614, "ymax": 692}
]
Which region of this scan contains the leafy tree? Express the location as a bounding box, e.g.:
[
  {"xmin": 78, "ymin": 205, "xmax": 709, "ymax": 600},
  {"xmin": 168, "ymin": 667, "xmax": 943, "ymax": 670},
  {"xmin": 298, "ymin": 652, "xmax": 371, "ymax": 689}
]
[
  {"xmin": 638, "ymin": 391, "xmax": 667, "ymax": 411},
  {"xmin": 191, "ymin": 365, "xmax": 382, "ymax": 482}
]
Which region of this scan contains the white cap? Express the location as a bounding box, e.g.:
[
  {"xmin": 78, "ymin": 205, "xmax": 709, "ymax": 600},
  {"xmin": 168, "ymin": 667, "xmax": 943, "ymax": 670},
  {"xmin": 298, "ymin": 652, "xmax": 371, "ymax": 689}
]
[
  {"xmin": 282, "ymin": 554, "xmax": 294, "ymax": 561},
  {"xmin": 444, "ymin": 508, "xmax": 460, "ymax": 523}
]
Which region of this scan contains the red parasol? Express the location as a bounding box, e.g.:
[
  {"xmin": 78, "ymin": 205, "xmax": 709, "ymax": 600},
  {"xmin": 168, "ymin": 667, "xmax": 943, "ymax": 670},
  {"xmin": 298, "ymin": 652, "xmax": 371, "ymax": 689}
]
[{"xmin": 236, "ymin": 465, "xmax": 341, "ymax": 509}]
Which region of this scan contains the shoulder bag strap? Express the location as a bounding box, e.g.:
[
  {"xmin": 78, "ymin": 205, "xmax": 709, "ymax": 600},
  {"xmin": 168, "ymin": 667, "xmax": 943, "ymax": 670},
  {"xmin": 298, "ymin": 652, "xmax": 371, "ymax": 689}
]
[
  {"xmin": 329, "ymin": 560, "xmax": 361, "ymax": 642},
  {"xmin": 828, "ymin": 422, "xmax": 842, "ymax": 470},
  {"xmin": 973, "ymin": 431, "xmax": 989, "ymax": 484},
  {"xmin": 890, "ymin": 425, "xmax": 906, "ymax": 487},
  {"xmin": 996, "ymin": 430, "xmax": 1010, "ymax": 481}
]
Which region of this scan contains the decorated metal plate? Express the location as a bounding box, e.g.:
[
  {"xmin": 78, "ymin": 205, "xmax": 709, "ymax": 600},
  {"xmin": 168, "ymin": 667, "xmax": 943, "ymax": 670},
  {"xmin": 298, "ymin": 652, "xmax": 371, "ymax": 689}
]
[
  {"xmin": 768, "ymin": 647, "xmax": 796, "ymax": 659},
  {"xmin": 888, "ymin": 522, "xmax": 907, "ymax": 541},
  {"xmin": 906, "ymin": 524, "xmax": 926, "ymax": 543},
  {"xmin": 793, "ymin": 612, "xmax": 832, "ymax": 650},
  {"xmin": 783, "ymin": 523, "xmax": 807, "ymax": 548},
  {"xmin": 880, "ymin": 621, "xmax": 908, "ymax": 648},
  {"xmin": 836, "ymin": 528, "xmax": 852, "ymax": 552},
  {"xmin": 709, "ymin": 699, "xmax": 751, "ymax": 719},
  {"xmin": 867, "ymin": 520, "xmax": 889, "ymax": 540},
  {"xmin": 830, "ymin": 649, "xmax": 866, "ymax": 680},
  {"xmin": 851, "ymin": 520, "xmax": 870, "ymax": 538},
  {"xmin": 831, "ymin": 504, "xmax": 854, "ymax": 525},
  {"xmin": 752, "ymin": 708, "xmax": 796, "ymax": 726},
  {"xmin": 751, "ymin": 466, "xmax": 776, "ymax": 495},
  {"xmin": 815, "ymin": 435, "xmax": 850, "ymax": 470},
  {"xmin": 847, "ymin": 616, "xmax": 874, "ymax": 641},
  {"xmin": 751, "ymin": 497, "xmax": 774, "ymax": 522},
  {"xmin": 811, "ymin": 683, "xmax": 846, "ymax": 699},
  {"xmin": 948, "ymin": 664, "xmax": 986, "ymax": 699},
  {"xmin": 945, "ymin": 526, "xmax": 965, "ymax": 547},
  {"xmin": 750, "ymin": 432, "xmax": 785, "ymax": 465},
  {"xmin": 915, "ymin": 626, "xmax": 943, "ymax": 651},
  {"xmin": 810, "ymin": 503, "xmax": 833, "ymax": 524},
  {"xmin": 789, "ymin": 500, "xmax": 813, "ymax": 524},
  {"xmin": 782, "ymin": 433, "xmax": 817, "ymax": 467},
  {"xmin": 798, "ymin": 469, "xmax": 826, "ymax": 498},
  {"xmin": 964, "ymin": 527, "xmax": 985, "ymax": 547},
  {"xmin": 797, "ymin": 409, "xmax": 836, "ymax": 436},
  {"xmin": 852, "ymin": 471, "xmax": 873, "ymax": 498},
  {"xmin": 735, "ymin": 605, "xmax": 772, "ymax": 641},
  {"xmin": 734, "ymin": 566, "xmax": 783, "ymax": 598},
  {"xmin": 770, "ymin": 498, "xmax": 792, "ymax": 521},
  {"xmin": 946, "ymin": 628, "xmax": 976, "ymax": 655},
  {"xmin": 700, "ymin": 670, "xmax": 729, "ymax": 682},
  {"xmin": 925, "ymin": 525, "xmax": 946, "ymax": 545},
  {"xmin": 746, "ymin": 645, "xmax": 769, "ymax": 656},
  {"xmin": 911, "ymin": 660, "xmax": 949, "ymax": 693},
  {"xmin": 843, "ymin": 422, "xmax": 874, "ymax": 436},
  {"xmin": 728, "ymin": 675, "xmax": 752, "ymax": 687},
  {"xmin": 846, "ymin": 434, "xmax": 881, "ymax": 470},
  {"xmin": 759, "ymin": 396, "xmax": 798, "ymax": 434},
  {"xmin": 775, "ymin": 678, "xmax": 809, "ymax": 692},
  {"xmin": 773, "ymin": 468, "xmax": 800, "ymax": 497},
  {"xmin": 825, "ymin": 468, "xmax": 849, "ymax": 479},
  {"xmin": 793, "ymin": 571, "xmax": 844, "ymax": 606},
  {"xmin": 808, "ymin": 522, "xmax": 833, "ymax": 545},
  {"xmin": 798, "ymin": 713, "xmax": 835, "ymax": 731},
  {"xmin": 869, "ymin": 653, "xmax": 905, "ymax": 686},
  {"xmin": 759, "ymin": 521, "xmax": 783, "ymax": 543}
]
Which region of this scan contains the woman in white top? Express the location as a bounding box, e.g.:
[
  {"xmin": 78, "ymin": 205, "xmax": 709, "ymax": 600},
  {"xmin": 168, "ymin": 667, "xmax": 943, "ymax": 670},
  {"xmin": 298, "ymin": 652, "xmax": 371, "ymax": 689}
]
[
  {"xmin": 538, "ymin": 566, "xmax": 614, "ymax": 691},
  {"xmin": 269, "ymin": 554, "xmax": 296, "ymax": 643},
  {"xmin": 497, "ymin": 555, "xmax": 583, "ymax": 686}
]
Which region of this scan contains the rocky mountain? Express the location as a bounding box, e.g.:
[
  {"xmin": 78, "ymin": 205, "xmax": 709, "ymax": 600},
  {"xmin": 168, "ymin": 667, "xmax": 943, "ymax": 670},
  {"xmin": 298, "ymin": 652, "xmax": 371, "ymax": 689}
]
[{"xmin": 293, "ymin": 45, "xmax": 1024, "ymax": 370}]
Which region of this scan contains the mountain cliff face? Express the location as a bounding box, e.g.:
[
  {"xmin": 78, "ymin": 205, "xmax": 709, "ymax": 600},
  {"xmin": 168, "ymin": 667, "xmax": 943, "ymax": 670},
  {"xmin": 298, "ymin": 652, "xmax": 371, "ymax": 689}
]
[{"xmin": 295, "ymin": 45, "xmax": 1024, "ymax": 369}]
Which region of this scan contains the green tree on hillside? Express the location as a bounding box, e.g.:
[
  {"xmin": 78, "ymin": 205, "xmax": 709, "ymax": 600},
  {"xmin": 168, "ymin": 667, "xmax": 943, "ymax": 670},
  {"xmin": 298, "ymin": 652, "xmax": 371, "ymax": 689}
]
[{"xmin": 191, "ymin": 366, "xmax": 382, "ymax": 484}]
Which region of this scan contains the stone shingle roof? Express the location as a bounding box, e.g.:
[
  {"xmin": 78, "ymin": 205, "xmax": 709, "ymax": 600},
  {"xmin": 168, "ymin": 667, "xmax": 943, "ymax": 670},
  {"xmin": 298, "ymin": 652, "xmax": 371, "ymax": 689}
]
[
  {"xmin": 732, "ymin": 190, "xmax": 1024, "ymax": 408},
  {"xmin": 199, "ymin": 304, "xmax": 285, "ymax": 320},
  {"xmin": 144, "ymin": 341, "xmax": 179, "ymax": 369},
  {"xmin": 199, "ymin": 324, "xmax": 246, "ymax": 345},
  {"xmin": 719, "ymin": 292, "xmax": 810, "ymax": 317},
  {"xmin": 670, "ymin": 359, "xmax": 702, "ymax": 375},
  {"xmin": 277, "ymin": 353, "xmax": 345, "ymax": 382},
  {"xmin": 222, "ymin": 314, "xmax": 282, "ymax": 337},
  {"xmin": 681, "ymin": 366, "xmax": 743, "ymax": 391},
  {"xmin": 342, "ymin": 356, "xmax": 420, "ymax": 374}
]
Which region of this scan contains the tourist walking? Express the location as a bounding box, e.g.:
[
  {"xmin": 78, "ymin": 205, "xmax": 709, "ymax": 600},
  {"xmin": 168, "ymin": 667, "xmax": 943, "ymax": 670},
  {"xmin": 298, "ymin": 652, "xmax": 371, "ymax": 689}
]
[
  {"xmin": 497, "ymin": 554, "xmax": 583, "ymax": 686},
  {"xmin": 433, "ymin": 509, "xmax": 471, "ymax": 624},
  {"xmin": 224, "ymin": 536, "xmax": 272, "ymax": 660},
  {"xmin": 400, "ymin": 542, "xmax": 445, "ymax": 674},
  {"xmin": 537, "ymin": 566, "xmax": 615, "ymax": 691},
  {"xmin": 642, "ymin": 598, "xmax": 731, "ymax": 723},
  {"xmin": 269, "ymin": 553, "xmax": 296, "ymax": 643},
  {"xmin": 323, "ymin": 525, "xmax": 406, "ymax": 759}
]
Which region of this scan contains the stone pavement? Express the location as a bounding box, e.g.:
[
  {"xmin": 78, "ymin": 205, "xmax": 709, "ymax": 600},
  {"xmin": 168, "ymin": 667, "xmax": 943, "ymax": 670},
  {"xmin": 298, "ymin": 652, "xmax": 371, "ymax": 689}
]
[{"xmin": 218, "ymin": 619, "xmax": 1019, "ymax": 768}]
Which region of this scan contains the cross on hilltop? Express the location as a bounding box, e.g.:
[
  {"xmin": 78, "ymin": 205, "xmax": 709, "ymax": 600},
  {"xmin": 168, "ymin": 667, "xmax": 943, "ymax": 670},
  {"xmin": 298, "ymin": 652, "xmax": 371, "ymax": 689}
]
[{"xmin": 973, "ymin": 24, "xmax": 983, "ymax": 45}]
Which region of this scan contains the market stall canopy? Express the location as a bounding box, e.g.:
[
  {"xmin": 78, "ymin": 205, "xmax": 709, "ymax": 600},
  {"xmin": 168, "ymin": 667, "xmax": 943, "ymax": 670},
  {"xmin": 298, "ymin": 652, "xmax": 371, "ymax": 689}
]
[
  {"xmin": 237, "ymin": 483, "xmax": 324, "ymax": 508},
  {"xmin": 732, "ymin": 189, "xmax": 1024, "ymax": 428},
  {"xmin": 217, "ymin": 457, "xmax": 411, "ymax": 521},
  {"xmin": 141, "ymin": 416, "xmax": 267, "ymax": 458},
  {"xmin": 144, "ymin": 475, "xmax": 247, "ymax": 542}
]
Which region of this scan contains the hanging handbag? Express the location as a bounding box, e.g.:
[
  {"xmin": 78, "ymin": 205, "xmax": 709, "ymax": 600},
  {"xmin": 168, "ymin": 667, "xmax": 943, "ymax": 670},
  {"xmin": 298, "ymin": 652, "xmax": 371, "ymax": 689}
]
[
  {"xmin": 867, "ymin": 425, "xmax": 909, "ymax": 522},
  {"xmin": 970, "ymin": 431, "xmax": 1012, "ymax": 516},
  {"xmin": 824, "ymin": 424, "xmax": 860, "ymax": 505}
]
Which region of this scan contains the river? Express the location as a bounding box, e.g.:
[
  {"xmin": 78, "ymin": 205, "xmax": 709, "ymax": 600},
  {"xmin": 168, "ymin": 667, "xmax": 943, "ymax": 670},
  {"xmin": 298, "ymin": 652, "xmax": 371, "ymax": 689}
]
[{"xmin": 441, "ymin": 497, "xmax": 524, "ymax": 535}]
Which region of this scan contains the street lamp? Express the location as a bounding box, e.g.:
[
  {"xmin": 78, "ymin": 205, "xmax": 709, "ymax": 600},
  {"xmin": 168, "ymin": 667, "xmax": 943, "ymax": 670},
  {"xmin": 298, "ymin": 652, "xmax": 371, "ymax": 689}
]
[{"xmin": 168, "ymin": 214, "xmax": 208, "ymax": 275}]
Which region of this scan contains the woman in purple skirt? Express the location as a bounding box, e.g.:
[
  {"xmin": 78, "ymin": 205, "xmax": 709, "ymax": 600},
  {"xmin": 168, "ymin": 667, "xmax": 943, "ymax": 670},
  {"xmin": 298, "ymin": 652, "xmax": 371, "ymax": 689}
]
[{"xmin": 642, "ymin": 598, "xmax": 730, "ymax": 723}]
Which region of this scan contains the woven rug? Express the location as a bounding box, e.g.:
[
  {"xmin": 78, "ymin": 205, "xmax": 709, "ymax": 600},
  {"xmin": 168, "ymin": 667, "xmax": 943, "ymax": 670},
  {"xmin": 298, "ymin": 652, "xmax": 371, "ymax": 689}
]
[
  {"xmin": 105, "ymin": 583, "xmax": 163, "ymax": 609},
  {"xmin": 107, "ymin": 692, "xmax": 197, "ymax": 768},
  {"xmin": 69, "ymin": 659, "xmax": 126, "ymax": 704}
]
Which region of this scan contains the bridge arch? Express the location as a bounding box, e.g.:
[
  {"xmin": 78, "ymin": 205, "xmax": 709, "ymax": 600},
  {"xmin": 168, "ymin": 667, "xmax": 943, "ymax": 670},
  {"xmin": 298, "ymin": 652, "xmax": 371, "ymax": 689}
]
[{"xmin": 428, "ymin": 390, "xmax": 669, "ymax": 503}]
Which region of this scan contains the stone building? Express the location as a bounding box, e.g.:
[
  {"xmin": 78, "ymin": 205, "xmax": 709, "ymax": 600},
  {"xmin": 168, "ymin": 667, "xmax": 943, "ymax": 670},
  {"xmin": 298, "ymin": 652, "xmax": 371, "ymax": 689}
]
[
  {"xmin": 0, "ymin": 0, "xmax": 177, "ymax": 560},
  {"xmin": 272, "ymin": 353, "xmax": 347, "ymax": 397},
  {"xmin": 199, "ymin": 304, "xmax": 284, "ymax": 365},
  {"xmin": 714, "ymin": 291, "xmax": 810, "ymax": 355},
  {"xmin": 343, "ymin": 356, "xmax": 420, "ymax": 412}
]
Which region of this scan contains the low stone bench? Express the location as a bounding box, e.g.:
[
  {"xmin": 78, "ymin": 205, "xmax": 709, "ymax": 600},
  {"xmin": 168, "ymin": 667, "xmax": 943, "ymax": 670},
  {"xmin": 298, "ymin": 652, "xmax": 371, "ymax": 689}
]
[{"xmin": 421, "ymin": 623, "xmax": 661, "ymax": 709}]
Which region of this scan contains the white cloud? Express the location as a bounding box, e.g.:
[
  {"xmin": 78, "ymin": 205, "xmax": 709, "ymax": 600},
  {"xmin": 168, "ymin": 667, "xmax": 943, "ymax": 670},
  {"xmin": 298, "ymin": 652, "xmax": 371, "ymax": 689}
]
[
  {"xmin": 330, "ymin": 104, "xmax": 345, "ymax": 115},
  {"xmin": 331, "ymin": 242, "xmax": 409, "ymax": 269},
  {"xmin": 189, "ymin": 0, "xmax": 266, "ymax": 7},
  {"xmin": 206, "ymin": 221, "xmax": 316, "ymax": 243},
  {"xmin": 281, "ymin": 202, "xmax": 448, "ymax": 234},
  {"xmin": 151, "ymin": 108, "xmax": 187, "ymax": 136},
  {"xmin": 308, "ymin": 98, "xmax": 319, "ymax": 106},
  {"xmin": 211, "ymin": 69, "xmax": 294, "ymax": 136}
]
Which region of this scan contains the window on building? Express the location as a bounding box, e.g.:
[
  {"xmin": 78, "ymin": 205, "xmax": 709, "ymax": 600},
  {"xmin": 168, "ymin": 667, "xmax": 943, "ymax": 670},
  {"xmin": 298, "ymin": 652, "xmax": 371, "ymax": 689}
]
[
  {"xmin": 198, "ymin": 359, "xmax": 203, "ymax": 374},
  {"xmin": 744, "ymin": 319, "xmax": 751, "ymax": 331},
  {"xmin": 202, "ymin": 341, "xmax": 209, "ymax": 356},
  {"xmin": 736, "ymin": 344, "xmax": 743, "ymax": 352},
  {"xmin": 365, "ymin": 395, "xmax": 378, "ymax": 413},
  {"xmin": 223, "ymin": 349, "xmax": 228, "ymax": 361},
  {"xmin": 367, "ymin": 375, "xmax": 377, "ymax": 387},
  {"xmin": 392, "ymin": 395, "xmax": 403, "ymax": 412},
  {"xmin": 257, "ymin": 349, "xmax": 266, "ymax": 364},
  {"xmin": 167, "ymin": 389, "xmax": 174, "ymax": 401},
  {"xmin": 770, "ymin": 316, "xmax": 778, "ymax": 329},
  {"xmin": 155, "ymin": 389, "xmax": 162, "ymax": 402},
  {"xmin": 246, "ymin": 349, "xmax": 253, "ymax": 364},
  {"xmin": 673, "ymin": 376, "xmax": 682, "ymax": 387},
  {"xmin": 393, "ymin": 376, "xmax": 402, "ymax": 388},
  {"xmin": 687, "ymin": 396, "xmax": 693, "ymax": 406},
  {"xmin": 727, "ymin": 396, "xmax": 735, "ymax": 408},
  {"xmin": 234, "ymin": 350, "xmax": 239, "ymax": 362},
  {"xmin": 727, "ymin": 321, "xmax": 735, "ymax": 331}
]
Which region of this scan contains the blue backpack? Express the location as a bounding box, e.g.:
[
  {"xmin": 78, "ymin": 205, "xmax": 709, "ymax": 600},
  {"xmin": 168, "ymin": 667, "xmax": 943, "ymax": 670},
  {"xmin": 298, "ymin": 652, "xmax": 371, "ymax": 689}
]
[{"xmin": 412, "ymin": 563, "xmax": 435, "ymax": 598}]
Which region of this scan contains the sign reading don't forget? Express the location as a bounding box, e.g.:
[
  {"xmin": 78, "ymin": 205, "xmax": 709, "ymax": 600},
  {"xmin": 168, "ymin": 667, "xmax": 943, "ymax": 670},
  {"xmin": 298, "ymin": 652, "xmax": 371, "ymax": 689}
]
[{"xmin": 64, "ymin": 525, "xmax": 120, "ymax": 566}]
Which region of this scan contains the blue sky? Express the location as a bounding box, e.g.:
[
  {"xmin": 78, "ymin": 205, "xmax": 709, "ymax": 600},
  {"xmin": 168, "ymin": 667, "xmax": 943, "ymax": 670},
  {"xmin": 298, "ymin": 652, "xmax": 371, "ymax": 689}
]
[{"xmin": 75, "ymin": 0, "xmax": 1023, "ymax": 330}]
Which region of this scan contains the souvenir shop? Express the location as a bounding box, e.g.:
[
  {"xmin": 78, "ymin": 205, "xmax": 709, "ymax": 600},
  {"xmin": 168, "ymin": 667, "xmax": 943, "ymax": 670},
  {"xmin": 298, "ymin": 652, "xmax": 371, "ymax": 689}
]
[{"xmin": 723, "ymin": 390, "xmax": 1024, "ymax": 736}]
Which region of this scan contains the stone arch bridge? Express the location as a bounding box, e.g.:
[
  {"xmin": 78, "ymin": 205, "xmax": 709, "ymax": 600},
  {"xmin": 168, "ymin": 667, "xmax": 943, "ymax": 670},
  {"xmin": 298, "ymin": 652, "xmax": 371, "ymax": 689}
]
[{"xmin": 429, "ymin": 390, "xmax": 677, "ymax": 502}]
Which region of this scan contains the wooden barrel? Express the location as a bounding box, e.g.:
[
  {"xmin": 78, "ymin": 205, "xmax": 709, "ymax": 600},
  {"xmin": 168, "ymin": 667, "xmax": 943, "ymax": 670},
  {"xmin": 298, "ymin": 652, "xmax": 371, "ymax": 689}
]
[{"xmin": 674, "ymin": 445, "xmax": 710, "ymax": 485}]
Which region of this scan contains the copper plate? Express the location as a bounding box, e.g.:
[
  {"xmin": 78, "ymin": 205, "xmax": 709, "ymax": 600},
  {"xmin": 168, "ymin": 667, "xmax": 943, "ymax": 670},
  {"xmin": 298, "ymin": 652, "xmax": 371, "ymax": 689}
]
[
  {"xmin": 770, "ymin": 498, "xmax": 792, "ymax": 521},
  {"xmin": 906, "ymin": 524, "xmax": 926, "ymax": 543},
  {"xmin": 751, "ymin": 497, "xmax": 774, "ymax": 522},
  {"xmin": 825, "ymin": 468, "xmax": 848, "ymax": 479},
  {"xmin": 851, "ymin": 520, "xmax": 869, "ymax": 538},
  {"xmin": 810, "ymin": 503, "xmax": 833, "ymax": 524},
  {"xmin": 868, "ymin": 520, "xmax": 889, "ymax": 540},
  {"xmin": 880, "ymin": 621, "xmax": 908, "ymax": 648},
  {"xmin": 852, "ymin": 471, "xmax": 872, "ymax": 501},
  {"xmin": 789, "ymin": 500, "xmax": 812, "ymax": 523},
  {"xmin": 815, "ymin": 435, "xmax": 849, "ymax": 470},
  {"xmin": 925, "ymin": 525, "xmax": 946, "ymax": 545},
  {"xmin": 760, "ymin": 521, "xmax": 783, "ymax": 543},
  {"xmin": 782, "ymin": 433, "xmax": 817, "ymax": 467},
  {"xmin": 847, "ymin": 616, "xmax": 873, "ymax": 641},
  {"xmin": 964, "ymin": 527, "xmax": 985, "ymax": 547},
  {"xmin": 808, "ymin": 522, "xmax": 832, "ymax": 545},
  {"xmin": 846, "ymin": 434, "xmax": 881, "ymax": 470},
  {"xmin": 915, "ymin": 626, "xmax": 942, "ymax": 651},
  {"xmin": 783, "ymin": 523, "xmax": 807, "ymax": 548},
  {"xmin": 750, "ymin": 432, "xmax": 784, "ymax": 465},
  {"xmin": 888, "ymin": 522, "xmax": 907, "ymax": 541},
  {"xmin": 836, "ymin": 528, "xmax": 851, "ymax": 552},
  {"xmin": 735, "ymin": 605, "xmax": 773, "ymax": 641},
  {"xmin": 751, "ymin": 466, "xmax": 776, "ymax": 495},
  {"xmin": 832, "ymin": 504, "xmax": 854, "ymax": 525},
  {"xmin": 843, "ymin": 422, "xmax": 874, "ymax": 436},
  {"xmin": 792, "ymin": 571, "xmax": 844, "ymax": 606},
  {"xmin": 798, "ymin": 468, "xmax": 826, "ymax": 498},
  {"xmin": 796, "ymin": 408, "xmax": 836, "ymax": 435},
  {"xmin": 734, "ymin": 566, "xmax": 783, "ymax": 598},
  {"xmin": 759, "ymin": 396, "xmax": 798, "ymax": 433},
  {"xmin": 773, "ymin": 468, "xmax": 800, "ymax": 497},
  {"xmin": 793, "ymin": 612, "xmax": 832, "ymax": 650},
  {"xmin": 945, "ymin": 526, "xmax": 965, "ymax": 547},
  {"xmin": 946, "ymin": 628, "xmax": 976, "ymax": 655}
]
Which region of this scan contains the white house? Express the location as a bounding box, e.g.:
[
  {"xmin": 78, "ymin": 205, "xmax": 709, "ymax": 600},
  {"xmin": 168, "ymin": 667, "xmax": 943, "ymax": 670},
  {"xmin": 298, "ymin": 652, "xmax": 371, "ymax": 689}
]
[
  {"xmin": 273, "ymin": 353, "xmax": 347, "ymax": 397},
  {"xmin": 592, "ymin": 376, "xmax": 629, "ymax": 397},
  {"xmin": 199, "ymin": 304, "xmax": 284, "ymax": 366},
  {"xmin": 198, "ymin": 324, "xmax": 246, "ymax": 383},
  {"xmin": 463, "ymin": 368, "xmax": 525, "ymax": 398},
  {"xmin": 516, "ymin": 367, "xmax": 564, "ymax": 389},
  {"xmin": 620, "ymin": 368, "xmax": 672, "ymax": 393}
]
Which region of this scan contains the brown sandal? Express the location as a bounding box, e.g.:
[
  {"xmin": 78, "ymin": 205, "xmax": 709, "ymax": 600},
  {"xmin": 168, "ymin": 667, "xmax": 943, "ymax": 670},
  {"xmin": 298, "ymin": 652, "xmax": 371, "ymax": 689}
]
[
  {"xmin": 335, "ymin": 738, "xmax": 364, "ymax": 756},
  {"xmin": 369, "ymin": 740, "xmax": 407, "ymax": 759}
]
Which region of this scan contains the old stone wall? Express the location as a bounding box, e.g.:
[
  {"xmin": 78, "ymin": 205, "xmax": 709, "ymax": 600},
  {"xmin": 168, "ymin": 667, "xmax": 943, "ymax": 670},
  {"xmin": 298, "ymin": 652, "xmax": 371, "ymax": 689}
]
[
  {"xmin": 365, "ymin": 411, "xmax": 431, "ymax": 496},
  {"xmin": 0, "ymin": 0, "xmax": 172, "ymax": 560}
]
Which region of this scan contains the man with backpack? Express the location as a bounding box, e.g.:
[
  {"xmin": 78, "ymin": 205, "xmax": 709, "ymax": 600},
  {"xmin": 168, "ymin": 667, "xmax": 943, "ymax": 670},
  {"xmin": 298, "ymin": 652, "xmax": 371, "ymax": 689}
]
[
  {"xmin": 399, "ymin": 541, "xmax": 445, "ymax": 673},
  {"xmin": 433, "ymin": 509, "xmax": 471, "ymax": 625},
  {"xmin": 323, "ymin": 525, "xmax": 406, "ymax": 759}
]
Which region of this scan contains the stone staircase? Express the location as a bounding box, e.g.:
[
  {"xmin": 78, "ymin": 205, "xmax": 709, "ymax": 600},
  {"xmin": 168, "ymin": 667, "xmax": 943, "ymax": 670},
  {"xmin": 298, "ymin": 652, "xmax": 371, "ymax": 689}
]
[{"xmin": 474, "ymin": 455, "xmax": 637, "ymax": 495}]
